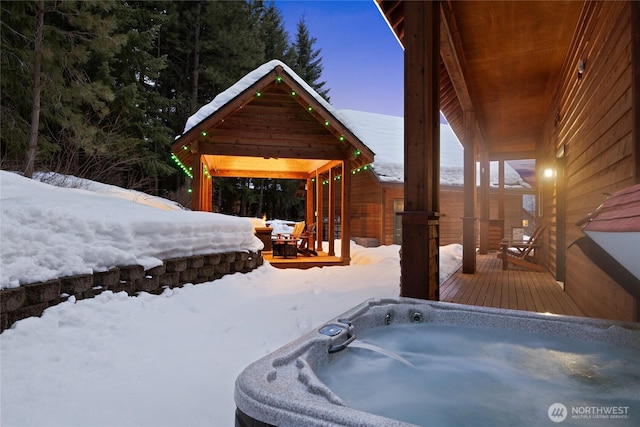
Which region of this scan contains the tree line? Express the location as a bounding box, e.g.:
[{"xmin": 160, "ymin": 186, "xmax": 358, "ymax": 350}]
[{"xmin": 1, "ymin": 0, "xmax": 328, "ymax": 218}]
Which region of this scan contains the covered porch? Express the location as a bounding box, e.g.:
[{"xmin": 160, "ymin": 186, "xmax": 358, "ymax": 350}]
[
  {"xmin": 441, "ymin": 253, "xmax": 583, "ymax": 317},
  {"xmin": 376, "ymin": 1, "xmax": 639, "ymax": 321}
]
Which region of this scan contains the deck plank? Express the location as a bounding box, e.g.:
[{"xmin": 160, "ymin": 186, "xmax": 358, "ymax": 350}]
[{"xmin": 440, "ymin": 253, "xmax": 583, "ymax": 317}]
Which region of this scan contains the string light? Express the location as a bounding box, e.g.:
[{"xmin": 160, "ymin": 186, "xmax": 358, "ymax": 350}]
[
  {"xmin": 324, "ymin": 120, "xmax": 330, "ymax": 126},
  {"xmin": 276, "ymin": 76, "xmax": 282, "ymax": 83},
  {"xmin": 256, "ymin": 91, "xmax": 262, "ymax": 97},
  {"xmin": 291, "ymin": 90, "xmax": 296, "ymax": 96},
  {"xmin": 339, "ymin": 135, "xmax": 345, "ymax": 141},
  {"xmin": 171, "ymin": 153, "xmax": 193, "ymax": 178},
  {"xmin": 200, "ymin": 131, "xmax": 207, "ymax": 137}
]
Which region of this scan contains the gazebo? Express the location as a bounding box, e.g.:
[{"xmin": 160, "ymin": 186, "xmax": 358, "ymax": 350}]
[{"xmin": 171, "ymin": 60, "xmax": 374, "ymax": 267}]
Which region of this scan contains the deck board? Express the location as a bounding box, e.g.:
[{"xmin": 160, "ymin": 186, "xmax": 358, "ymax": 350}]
[{"xmin": 441, "ymin": 253, "xmax": 584, "ymax": 316}]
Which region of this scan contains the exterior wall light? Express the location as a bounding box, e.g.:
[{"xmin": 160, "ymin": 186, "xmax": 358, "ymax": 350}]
[{"xmin": 577, "ymin": 59, "xmax": 586, "ymax": 80}]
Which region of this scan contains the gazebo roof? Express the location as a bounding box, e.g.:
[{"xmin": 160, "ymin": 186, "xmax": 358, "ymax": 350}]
[{"xmin": 171, "ymin": 60, "xmax": 374, "ymax": 179}]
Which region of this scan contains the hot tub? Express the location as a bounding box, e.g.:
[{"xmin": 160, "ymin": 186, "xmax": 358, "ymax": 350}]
[{"xmin": 235, "ymin": 298, "xmax": 640, "ymax": 427}]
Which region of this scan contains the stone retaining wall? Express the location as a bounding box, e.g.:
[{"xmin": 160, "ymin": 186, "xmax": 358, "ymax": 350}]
[{"xmin": 0, "ymin": 250, "xmax": 263, "ymax": 332}]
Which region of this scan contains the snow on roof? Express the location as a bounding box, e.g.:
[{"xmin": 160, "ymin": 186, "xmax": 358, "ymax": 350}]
[
  {"xmin": 338, "ymin": 109, "xmax": 530, "ymax": 188},
  {"xmin": 180, "ymin": 60, "xmax": 528, "ymax": 189},
  {"xmin": 181, "ymin": 59, "xmax": 348, "ymax": 137}
]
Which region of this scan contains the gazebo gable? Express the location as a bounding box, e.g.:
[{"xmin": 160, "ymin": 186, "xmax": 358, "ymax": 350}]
[{"xmin": 171, "ymin": 60, "xmax": 374, "ymax": 179}]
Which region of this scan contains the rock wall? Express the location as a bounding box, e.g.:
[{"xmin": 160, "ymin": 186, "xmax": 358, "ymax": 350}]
[{"xmin": 0, "ymin": 251, "xmax": 263, "ymax": 332}]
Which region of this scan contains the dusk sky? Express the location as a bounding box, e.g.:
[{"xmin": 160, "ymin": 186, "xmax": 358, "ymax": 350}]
[{"xmin": 274, "ymin": 0, "xmax": 404, "ymax": 117}]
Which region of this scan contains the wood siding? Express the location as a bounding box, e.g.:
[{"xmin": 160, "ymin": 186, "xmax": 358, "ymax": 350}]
[
  {"xmin": 350, "ymin": 172, "xmax": 530, "ymax": 248},
  {"xmin": 540, "ymin": 1, "xmax": 637, "ymax": 321},
  {"xmin": 349, "ymin": 171, "xmax": 384, "ymax": 242}
]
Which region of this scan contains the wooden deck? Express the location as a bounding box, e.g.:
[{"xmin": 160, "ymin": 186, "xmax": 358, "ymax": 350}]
[
  {"xmin": 441, "ymin": 253, "xmax": 584, "ymax": 317},
  {"xmin": 263, "ymin": 251, "xmax": 344, "ymax": 269}
]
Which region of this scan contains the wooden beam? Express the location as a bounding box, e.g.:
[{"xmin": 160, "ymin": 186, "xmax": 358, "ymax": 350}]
[
  {"xmin": 328, "ymin": 167, "xmax": 335, "ymax": 256},
  {"xmin": 341, "ymin": 160, "xmax": 351, "ymax": 264},
  {"xmin": 191, "ymin": 155, "xmax": 202, "ymax": 211},
  {"xmin": 315, "ymin": 160, "xmax": 343, "ymax": 175},
  {"xmin": 401, "ymin": 0, "xmax": 440, "ymax": 300},
  {"xmin": 306, "ymin": 178, "xmax": 315, "ymax": 249},
  {"xmin": 462, "ymin": 110, "xmax": 476, "ymax": 274},
  {"xmin": 633, "ymin": 0, "xmax": 640, "ymax": 183},
  {"xmin": 315, "ymin": 170, "xmax": 323, "ymax": 252},
  {"xmin": 440, "ymin": 1, "xmax": 473, "ymax": 112},
  {"xmin": 479, "ymin": 150, "xmax": 490, "ymax": 254},
  {"xmin": 208, "ymin": 170, "xmax": 309, "ymax": 179},
  {"xmin": 197, "ymin": 141, "xmax": 346, "ymax": 160},
  {"xmin": 498, "ymin": 160, "xmax": 505, "ymax": 221}
]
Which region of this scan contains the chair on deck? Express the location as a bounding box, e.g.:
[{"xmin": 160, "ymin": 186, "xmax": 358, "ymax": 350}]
[
  {"xmin": 290, "ymin": 221, "xmax": 306, "ymax": 240},
  {"xmin": 297, "ymin": 223, "xmax": 317, "ymax": 256},
  {"xmin": 497, "ymin": 226, "xmax": 546, "ymax": 272}
]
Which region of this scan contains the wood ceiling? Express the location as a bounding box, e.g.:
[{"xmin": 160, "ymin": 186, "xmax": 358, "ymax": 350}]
[{"xmin": 377, "ymin": 0, "xmax": 584, "ymax": 160}]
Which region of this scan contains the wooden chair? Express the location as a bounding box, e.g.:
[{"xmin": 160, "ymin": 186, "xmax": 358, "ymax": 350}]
[
  {"xmin": 497, "ymin": 226, "xmax": 545, "ymax": 272},
  {"xmin": 297, "ymin": 223, "xmax": 317, "ymax": 256},
  {"xmin": 290, "ymin": 221, "xmax": 306, "ymax": 240}
]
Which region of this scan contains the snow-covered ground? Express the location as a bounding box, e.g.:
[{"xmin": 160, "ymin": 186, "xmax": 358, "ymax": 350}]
[{"xmin": 0, "ymin": 171, "xmax": 462, "ymax": 427}]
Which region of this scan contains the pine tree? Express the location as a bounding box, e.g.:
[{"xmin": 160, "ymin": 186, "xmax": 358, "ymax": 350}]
[
  {"xmin": 256, "ymin": 2, "xmax": 291, "ymax": 63},
  {"xmin": 1, "ymin": 1, "xmax": 42, "ymax": 170},
  {"xmin": 288, "ymin": 17, "xmax": 330, "ymax": 101},
  {"xmin": 1, "ymin": 1, "xmax": 176, "ymax": 189},
  {"xmin": 157, "ymin": 0, "xmax": 267, "ymax": 136}
]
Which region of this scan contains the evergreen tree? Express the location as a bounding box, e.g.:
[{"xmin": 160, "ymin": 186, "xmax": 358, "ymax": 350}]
[
  {"xmin": 156, "ymin": 0, "xmax": 266, "ymax": 136},
  {"xmin": 256, "ymin": 1, "xmax": 291, "ymax": 63},
  {"xmin": 288, "ymin": 17, "xmax": 330, "ymax": 101},
  {"xmin": 0, "ymin": 1, "xmax": 52, "ymax": 170},
  {"xmin": 1, "ymin": 1, "xmax": 176, "ymax": 189}
]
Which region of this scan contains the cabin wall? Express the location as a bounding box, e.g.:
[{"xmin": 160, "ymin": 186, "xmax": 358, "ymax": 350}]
[
  {"xmin": 351, "ymin": 175, "xmax": 529, "ymax": 248},
  {"xmin": 381, "ymin": 183, "xmax": 404, "ymax": 245},
  {"xmin": 349, "ymin": 171, "xmax": 384, "ymax": 243},
  {"xmin": 540, "ymin": 0, "xmax": 637, "ymax": 321}
]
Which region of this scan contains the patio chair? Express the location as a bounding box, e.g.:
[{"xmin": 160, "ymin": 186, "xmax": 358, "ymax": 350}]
[
  {"xmin": 497, "ymin": 226, "xmax": 546, "ymax": 272},
  {"xmin": 297, "ymin": 223, "xmax": 317, "ymax": 256},
  {"xmin": 290, "ymin": 221, "xmax": 306, "ymax": 240}
]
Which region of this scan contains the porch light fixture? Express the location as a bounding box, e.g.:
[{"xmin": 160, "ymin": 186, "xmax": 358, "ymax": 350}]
[
  {"xmin": 544, "ymin": 168, "xmax": 555, "ymax": 179},
  {"xmin": 577, "ymin": 59, "xmax": 586, "ymax": 80}
]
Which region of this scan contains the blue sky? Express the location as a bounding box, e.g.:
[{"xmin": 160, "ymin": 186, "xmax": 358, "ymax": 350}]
[{"xmin": 274, "ymin": 0, "xmax": 404, "ymax": 117}]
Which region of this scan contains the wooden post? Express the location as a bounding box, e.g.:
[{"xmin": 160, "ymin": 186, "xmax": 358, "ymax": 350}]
[
  {"xmin": 498, "ymin": 160, "xmax": 505, "ymax": 221},
  {"xmin": 191, "ymin": 154, "xmax": 202, "ymax": 211},
  {"xmin": 462, "ymin": 111, "xmax": 476, "ymax": 273},
  {"xmin": 479, "ymin": 150, "xmax": 490, "ymax": 254},
  {"xmin": 306, "ymin": 177, "xmax": 315, "ymax": 249},
  {"xmin": 328, "ymin": 167, "xmax": 336, "ymax": 256},
  {"xmin": 341, "ymin": 160, "xmax": 351, "ymax": 264},
  {"xmin": 315, "ymin": 171, "xmax": 323, "ymax": 252},
  {"xmin": 400, "ymin": 0, "xmax": 440, "ymax": 300}
]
